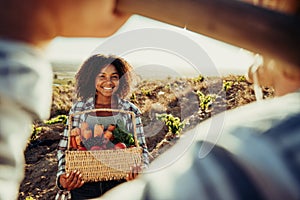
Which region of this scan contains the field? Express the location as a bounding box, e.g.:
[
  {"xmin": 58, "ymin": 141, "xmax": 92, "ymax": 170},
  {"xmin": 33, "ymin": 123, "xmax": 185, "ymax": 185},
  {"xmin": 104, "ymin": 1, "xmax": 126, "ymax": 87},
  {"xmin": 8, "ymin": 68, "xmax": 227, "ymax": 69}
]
[{"xmin": 18, "ymin": 74, "xmax": 274, "ymax": 199}]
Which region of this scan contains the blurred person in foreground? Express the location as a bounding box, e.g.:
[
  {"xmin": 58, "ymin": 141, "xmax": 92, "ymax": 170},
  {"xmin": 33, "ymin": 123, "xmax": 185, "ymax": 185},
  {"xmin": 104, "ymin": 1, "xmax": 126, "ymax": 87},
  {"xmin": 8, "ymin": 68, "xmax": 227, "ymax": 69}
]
[
  {"xmin": 0, "ymin": 0, "xmax": 130, "ymax": 199},
  {"xmin": 97, "ymin": 58, "xmax": 300, "ymax": 200}
]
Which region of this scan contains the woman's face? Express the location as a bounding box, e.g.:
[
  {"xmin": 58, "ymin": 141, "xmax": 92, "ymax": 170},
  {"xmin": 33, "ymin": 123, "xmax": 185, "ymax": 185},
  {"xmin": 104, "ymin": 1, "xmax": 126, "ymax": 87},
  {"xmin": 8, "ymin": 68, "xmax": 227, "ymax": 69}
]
[{"xmin": 95, "ymin": 64, "xmax": 120, "ymax": 98}]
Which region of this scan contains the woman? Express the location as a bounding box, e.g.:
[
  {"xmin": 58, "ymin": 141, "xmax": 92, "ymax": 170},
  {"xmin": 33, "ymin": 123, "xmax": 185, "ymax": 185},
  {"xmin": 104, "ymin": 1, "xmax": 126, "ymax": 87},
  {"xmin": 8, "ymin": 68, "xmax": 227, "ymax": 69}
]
[{"xmin": 56, "ymin": 54, "xmax": 149, "ymax": 199}]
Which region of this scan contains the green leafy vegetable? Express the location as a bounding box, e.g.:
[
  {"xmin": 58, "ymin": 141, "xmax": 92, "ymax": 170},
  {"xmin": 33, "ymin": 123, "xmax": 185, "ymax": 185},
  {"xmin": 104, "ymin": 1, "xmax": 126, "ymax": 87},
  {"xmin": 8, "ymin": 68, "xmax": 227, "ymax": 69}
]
[{"xmin": 112, "ymin": 121, "xmax": 135, "ymax": 147}]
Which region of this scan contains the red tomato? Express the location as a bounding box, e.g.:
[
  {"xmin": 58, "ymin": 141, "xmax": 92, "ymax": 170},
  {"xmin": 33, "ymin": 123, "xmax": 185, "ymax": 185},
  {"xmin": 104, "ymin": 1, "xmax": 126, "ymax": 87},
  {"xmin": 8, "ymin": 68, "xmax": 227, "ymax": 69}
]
[{"xmin": 114, "ymin": 142, "xmax": 127, "ymax": 149}]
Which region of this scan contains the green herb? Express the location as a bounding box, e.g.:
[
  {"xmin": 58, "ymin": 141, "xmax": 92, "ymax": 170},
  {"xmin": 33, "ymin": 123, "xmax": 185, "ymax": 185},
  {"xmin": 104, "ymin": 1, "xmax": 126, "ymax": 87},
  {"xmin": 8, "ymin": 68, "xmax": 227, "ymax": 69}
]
[{"xmin": 112, "ymin": 121, "xmax": 135, "ymax": 147}]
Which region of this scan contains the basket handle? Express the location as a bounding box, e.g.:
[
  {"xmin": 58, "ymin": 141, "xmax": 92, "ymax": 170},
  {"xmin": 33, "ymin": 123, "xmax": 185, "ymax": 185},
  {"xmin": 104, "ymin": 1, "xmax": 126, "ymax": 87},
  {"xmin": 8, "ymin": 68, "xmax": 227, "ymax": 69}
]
[{"xmin": 67, "ymin": 108, "xmax": 139, "ymax": 149}]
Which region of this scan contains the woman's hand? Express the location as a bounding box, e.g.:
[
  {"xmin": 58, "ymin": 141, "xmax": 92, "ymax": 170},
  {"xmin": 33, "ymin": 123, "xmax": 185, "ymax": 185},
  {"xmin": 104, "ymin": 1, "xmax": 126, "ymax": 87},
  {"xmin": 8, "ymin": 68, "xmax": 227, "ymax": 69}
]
[
  {"xmin": 59, "ymin": 170, "xmax": 84, "ymax": 191},
  {"xmin": 126, "ymin": 164, "xmax": 142, "ymax": 181}
]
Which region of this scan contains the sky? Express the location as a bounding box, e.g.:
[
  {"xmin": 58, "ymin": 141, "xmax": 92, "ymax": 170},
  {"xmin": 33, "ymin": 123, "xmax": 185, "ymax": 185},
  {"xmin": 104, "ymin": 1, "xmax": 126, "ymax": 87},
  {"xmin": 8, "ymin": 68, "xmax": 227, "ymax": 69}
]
[{"xmin": 45, "ymin": 15, "xmax": 256, "ymax": 78}]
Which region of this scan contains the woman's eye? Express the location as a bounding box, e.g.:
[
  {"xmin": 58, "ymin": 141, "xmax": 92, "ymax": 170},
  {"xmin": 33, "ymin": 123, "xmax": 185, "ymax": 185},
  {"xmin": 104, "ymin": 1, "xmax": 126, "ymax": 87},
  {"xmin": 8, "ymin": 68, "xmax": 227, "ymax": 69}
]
[
  {"xmin": 111, "ymin": 76, "xmax": 119, "ymax": 80},
  {"xmin": 97, "ymin": 75, "xmax": 119, "ymax": 81},
  {"xmin": 97, "ymin": 75, "xmax": 106, "ymax": 80}
]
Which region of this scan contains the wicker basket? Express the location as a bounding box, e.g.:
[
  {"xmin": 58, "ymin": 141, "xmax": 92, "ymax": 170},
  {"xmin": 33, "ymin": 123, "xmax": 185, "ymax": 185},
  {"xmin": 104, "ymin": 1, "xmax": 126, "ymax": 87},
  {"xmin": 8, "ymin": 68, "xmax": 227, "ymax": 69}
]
[{"xmin": 65, "ymin": 108, "xmax": 142, "ymax": 182}]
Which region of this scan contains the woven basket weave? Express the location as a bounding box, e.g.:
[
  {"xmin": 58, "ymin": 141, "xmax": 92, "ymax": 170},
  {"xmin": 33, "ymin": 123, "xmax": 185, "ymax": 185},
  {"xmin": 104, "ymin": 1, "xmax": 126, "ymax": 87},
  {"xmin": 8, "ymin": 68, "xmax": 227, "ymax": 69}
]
[{"xmin": 65, "ymin": 108, "xmax": 142, "ymax": 182}]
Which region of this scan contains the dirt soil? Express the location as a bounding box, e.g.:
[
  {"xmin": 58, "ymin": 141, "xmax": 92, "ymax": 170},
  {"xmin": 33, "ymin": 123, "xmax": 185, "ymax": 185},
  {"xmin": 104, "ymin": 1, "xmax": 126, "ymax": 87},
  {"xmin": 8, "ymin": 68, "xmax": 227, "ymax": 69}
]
[{"xmin": 18, "ymin": 75, "xmax": 274, "ymax": 199}]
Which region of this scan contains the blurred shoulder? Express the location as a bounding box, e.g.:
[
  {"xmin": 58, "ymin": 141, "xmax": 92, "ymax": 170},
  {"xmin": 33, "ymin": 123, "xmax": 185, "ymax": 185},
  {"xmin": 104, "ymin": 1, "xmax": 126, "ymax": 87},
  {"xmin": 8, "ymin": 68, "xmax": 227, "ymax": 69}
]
[{"xmin": 223, "ymin": 91, "xmax": 300, "ymax": 131}]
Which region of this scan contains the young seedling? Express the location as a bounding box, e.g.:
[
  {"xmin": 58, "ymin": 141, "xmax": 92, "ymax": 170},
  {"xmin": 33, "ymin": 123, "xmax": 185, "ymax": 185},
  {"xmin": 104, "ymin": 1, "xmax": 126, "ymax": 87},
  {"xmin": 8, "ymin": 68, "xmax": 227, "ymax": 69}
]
[
  {"xmin": 196, "ymin": 91, "xmax": 216, "ymax": 112},
  {"xmin": 156, "ymin": 113, "xmax": 186, "ymax": 136},
  {"xmin": 222, "ymin": 80, "xmax": 234, "ymax": 91}
]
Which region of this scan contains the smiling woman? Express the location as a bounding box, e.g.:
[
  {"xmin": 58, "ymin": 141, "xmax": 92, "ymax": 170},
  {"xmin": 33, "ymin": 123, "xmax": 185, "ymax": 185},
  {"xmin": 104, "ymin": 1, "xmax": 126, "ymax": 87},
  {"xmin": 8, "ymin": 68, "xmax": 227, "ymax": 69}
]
[
  {"xmin": 75, "ymin": 55, "xmax": 133, "ymax": 102},
  {"xmin": 56, "ymin": 54, "xmax": 149, "ymax": 199}
]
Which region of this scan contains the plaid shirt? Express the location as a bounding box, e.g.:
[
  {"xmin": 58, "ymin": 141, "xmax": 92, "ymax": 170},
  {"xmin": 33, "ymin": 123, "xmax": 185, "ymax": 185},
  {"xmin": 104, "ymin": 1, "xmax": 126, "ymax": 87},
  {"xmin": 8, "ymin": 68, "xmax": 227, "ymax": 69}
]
[{"xmin": 56, "ymin": 96, "xmax": 149, "ymax": 181}]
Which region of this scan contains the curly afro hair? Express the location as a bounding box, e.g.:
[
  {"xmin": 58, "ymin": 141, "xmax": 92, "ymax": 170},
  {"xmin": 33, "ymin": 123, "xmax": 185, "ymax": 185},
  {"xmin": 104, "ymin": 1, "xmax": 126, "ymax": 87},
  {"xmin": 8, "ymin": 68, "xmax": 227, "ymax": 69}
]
[{"xmin": 75, "ymin": 54, "xmax": 134, "ymax": 101}]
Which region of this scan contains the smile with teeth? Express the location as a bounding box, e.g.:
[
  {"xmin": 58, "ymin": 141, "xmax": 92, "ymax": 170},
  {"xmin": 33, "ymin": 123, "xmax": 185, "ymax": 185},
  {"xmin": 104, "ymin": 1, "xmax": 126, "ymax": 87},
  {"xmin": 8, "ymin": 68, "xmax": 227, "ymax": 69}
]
[{"xmin": 103, "ymin": 87, "xmax": 113, "ymax": 91}]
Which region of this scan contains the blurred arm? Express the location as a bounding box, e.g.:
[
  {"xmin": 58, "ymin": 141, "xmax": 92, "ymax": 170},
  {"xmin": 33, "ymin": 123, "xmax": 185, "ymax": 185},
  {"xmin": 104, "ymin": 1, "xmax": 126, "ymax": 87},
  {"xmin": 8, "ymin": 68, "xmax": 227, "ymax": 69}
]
[{"xmin": 0, "ymin": 0, "xmax": 131, "ymax": 47}]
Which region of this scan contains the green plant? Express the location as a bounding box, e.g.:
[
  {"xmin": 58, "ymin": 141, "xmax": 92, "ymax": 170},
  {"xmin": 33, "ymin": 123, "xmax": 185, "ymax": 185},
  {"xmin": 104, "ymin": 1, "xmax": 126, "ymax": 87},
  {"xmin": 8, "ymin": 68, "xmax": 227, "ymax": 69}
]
[
  {"xmin": 130, "ymin": 92, "xmax": 137, "ymax": 103},
  {"xmin": 164, "ymin": 83, "xmax": 171, "ymax": 90},
  {"xmin": 237, "ymin": 75, "xmax": 246, "ymax": 82},
  {"xmin": 30, "ymin": 125, "xmax": 43, "ymax": 142},
  {"xmin": 196, "ymin": 91, "xmax": 216, "ymax": 111},
  {"xmin": 222, "ymin": 80, "xmax": 234, "ymax": 91},
  {"xmin": 156, "ymin": 113, "xmax": 186, "ymax": 135},
  {"xmin": 141, "ymin": 87, "xmax": 152, "ymax": 96},
  {"xmin": 44, "ymin": 115, "xmax": 67, "ymax": 125},
  {"xmin": 191, "ymin": 74, "xmax": 205, "ymax": 83}
]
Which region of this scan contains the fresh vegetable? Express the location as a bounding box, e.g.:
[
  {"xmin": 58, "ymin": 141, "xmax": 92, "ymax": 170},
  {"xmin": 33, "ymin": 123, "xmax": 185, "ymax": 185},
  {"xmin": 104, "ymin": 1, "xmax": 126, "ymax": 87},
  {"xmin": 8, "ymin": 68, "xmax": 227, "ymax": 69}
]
[
  {"xmin": 70, "ymin": 136, "xmax": 78, "ymax": 149},
  {"xmin": 107, "ymin": 124, "xmax": 116, "ymax": 131},
  {"xmin": 112, "ymin": 123, "xmax": 135, "ymax": 147},
  {"xmin": 114, "ymin": 142, "xmax": 126, "ymax": 149},
  {"xmin": 82, "ymin": 129, "xmax": 92, "ymax": 140},
  {"xmin": 71, "ymin": 127, "xmax": 81, "ymax": 136},
  {"xmin": 70, "ymin": 121, "xmax": 136, "ymax": 151},
  {"xmin": 69, "ymin": 128, "xmax": 82, "ymax": 150},
  {"xmin": 80, "ymin": 122, "xmax": 89, "ymax": 132},
  {"xmin": 75, "ymin": 135, "xmax": 82, "ymax": 146},
  {"xmin": 94, "ymin": 124, "xmax": 104, "ymax": 137},
  {"xmin": 103, "ymin": 130, "xmax": 114, "ymax": 141}
]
